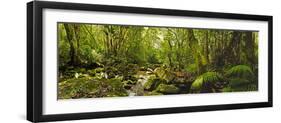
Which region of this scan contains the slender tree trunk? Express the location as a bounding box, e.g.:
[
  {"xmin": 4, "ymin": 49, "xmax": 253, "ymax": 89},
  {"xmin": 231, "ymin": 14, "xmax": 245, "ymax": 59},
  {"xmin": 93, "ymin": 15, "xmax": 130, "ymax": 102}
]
[
  {"xmin": 63, "ymin": 24, "xmax": 81, "ymax": 66},
  {"xmin": 205, "ymin": 31, "xmax": 209, "ymax": 64},
  {"xmin": 245, "ymin": 32, "xmax": 255, "ymax": 65},
  {"xmin": 167, "ymin": 39, "xmax": 173, "ymax": 68},
  {"xmin": 63, "ymin": 24, "xmax": 76, "ymax": 66}
]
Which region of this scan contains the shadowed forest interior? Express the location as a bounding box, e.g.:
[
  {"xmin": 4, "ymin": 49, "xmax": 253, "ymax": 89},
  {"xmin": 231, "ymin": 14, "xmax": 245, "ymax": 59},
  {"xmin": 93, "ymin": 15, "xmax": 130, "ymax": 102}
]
[{"xmin": 58, "ymin": 23, "xmax": 258, "ymax": 99}]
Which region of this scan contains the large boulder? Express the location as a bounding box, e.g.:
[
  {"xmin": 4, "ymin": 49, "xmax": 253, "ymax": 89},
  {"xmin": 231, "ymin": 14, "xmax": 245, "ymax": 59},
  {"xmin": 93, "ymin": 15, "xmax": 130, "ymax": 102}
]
[
  {"xmin": 156, "ymin": 84, "xmax": 180, "ymax": 94},
  {"xmin": 144, "ymin": 75, "xmax": 163, "ymax": 91},
  {"xmin": 154, "ymin": 67, "xmax": 175, "ymax": 82},
  {"xmin": 58, "ymin": 77, "xmax": 128, "ymax": 99},
  {"xmin": 104, "ymin": 66, "xmax": 118, "ymax": 79},
  {"xmin": 144, "ymin": 90, "xmax": 163, "ymax": 96}
]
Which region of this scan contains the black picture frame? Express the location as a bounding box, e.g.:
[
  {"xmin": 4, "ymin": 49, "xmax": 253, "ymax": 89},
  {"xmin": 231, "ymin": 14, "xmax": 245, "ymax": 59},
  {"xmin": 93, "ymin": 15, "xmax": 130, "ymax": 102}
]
[{"xmin": 27, "ymin": 1, "xmax": 273, "ymax": 122}]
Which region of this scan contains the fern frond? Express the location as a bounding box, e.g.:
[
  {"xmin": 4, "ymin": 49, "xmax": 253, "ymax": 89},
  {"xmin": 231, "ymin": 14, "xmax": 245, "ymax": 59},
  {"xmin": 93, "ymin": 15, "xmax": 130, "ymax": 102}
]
[
  {"xmin": 225, "ymin": 65, "xmax": 254, "ymax": 78},
  {"xmin": 191, "ymin": 72, "xmax": 223, "ymax": 91}
]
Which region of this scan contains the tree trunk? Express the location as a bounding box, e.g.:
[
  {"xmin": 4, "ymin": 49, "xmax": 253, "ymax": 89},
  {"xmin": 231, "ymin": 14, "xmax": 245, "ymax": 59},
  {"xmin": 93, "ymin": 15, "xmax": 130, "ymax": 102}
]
[
  {"xmin": 245, "ymin": 32, "xmax": 255, "ymax": 65},
  {"xmin": 63, "ymin": 24, "xmax": 80, "ymax": 66}
]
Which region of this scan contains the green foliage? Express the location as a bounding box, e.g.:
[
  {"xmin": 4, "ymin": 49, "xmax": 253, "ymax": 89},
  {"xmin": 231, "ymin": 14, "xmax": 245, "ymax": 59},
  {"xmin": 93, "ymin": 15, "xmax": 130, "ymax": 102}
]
[
  {"xmin": 144, "ymin": 90, "xmax": 163, "ymax": 96},
  {"xmin": 224, "ymin": 65, "xmax": 257, "ymax": 92},
  {"xmin": 58, "ymin": 41, "xmax": 70, "ymax": 67},
  {"xmin": 154, "ymin": 67, "xmax": 175, "ymax": 82},
  {"xmin": 58, "ymin": 23, "xmax": 259, "ymax": 99},
  {"xmin": 191, "ymin": 77, "xmax": 204, "ymax": 91},
  {"xmin": 144, "ymin": 75, "xmax": 164, "ymax": 91},
  {"xmin": 156, "ymin": 84, "xmax": 180, "ymax": 94},
  {"xmin": 191, "ymin": 72, "xmax": 223, "ymax": 91},
  {"xmin": 79, "ymin": 45, "xmax": 102, "ymax": 65},
  {"xmin": 225, "ymin": 65, "xmax": 254, "ymax": 78},
  {"xmin": 185, "ymin": 63, "xmax": 198, "ymax": 74},
  {"xmin": 226, "ymin": 78, "xmax": 250, "ymax": 91},
  {"xmin": 86, "ymin": 69, "xmax": 96, "ymax": 75},
  {"xmin": 58, "ymin": 77, "xmax": 128, "ymax": 99},
  {"xmin": 94, "ymin": 67, "xmax": 104, "ymax": 73},
  {"xmin": 223, "ymin": 78, "xmax": 257, "ymax": 92},
  {"xmin": 147, "ymin": 52, "xmax": 160, "ymax": 64},
  {"xmin": 122, "ymin": 80, "xmax": 137, "ymax": 89}
]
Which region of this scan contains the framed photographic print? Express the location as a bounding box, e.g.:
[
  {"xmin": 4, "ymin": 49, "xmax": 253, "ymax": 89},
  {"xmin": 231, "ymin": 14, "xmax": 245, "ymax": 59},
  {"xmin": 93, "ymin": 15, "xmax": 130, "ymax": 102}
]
[{"xmin": 27, "ymin": 1, "xmax": 273, "ymax": 122}]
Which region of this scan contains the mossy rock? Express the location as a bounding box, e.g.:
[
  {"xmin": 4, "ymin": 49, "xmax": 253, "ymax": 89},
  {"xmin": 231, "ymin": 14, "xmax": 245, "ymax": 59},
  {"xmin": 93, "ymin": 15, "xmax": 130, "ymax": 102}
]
[
  {"xmin": 58, "ymin": 77, "xmax": 95, "ymax": 99},
  {"xmin": 119, "ymin": 64, "xmax": 139, "ymax": 78},
  {"xmin": 139, "ymin": 66, "xmax": 147, "ymax": 71},
  {"xmin": 225, "ymin": 78, "xmax": 257, "ymax": 92},
  {"xmin": 62, "ymin": 69, "xmax": 77, "ymax": 78},
  {"xmin": 104, "ymin": 66, "xmax": 119, "ymax": 78},
  {"xmin": 79, "ymin": 68, "xmax": 86, "ymax": 73},
  {"xmin": 123, "ymin": 80, "xmax": 136, "ymax": 85},
  {"xmin": 73, "ymin": 68, "xmax": 86, "ymax": 73},
  {"xmin": 156, "ymin": 84, "xmax": 180, "ymax": 94},
  {"xmin": 58, "ymin": 77, "xmax": 128, "ymax": 99},
  {"xmin": 124, "ymin": 75, "xmax": 138, "ymax": 81},
  {"xmin": 154, "ymin": 67, "xmax": 175, "ymax": 82},
  {"xmin": 144, "ymin": 90, "xmax": 163, "ymax": 96},
  {"xmin": 127, "ymin": 64, "xmax": 139, "ymax": 70},
  {"xmin": 122, "ymin": 80, "xmax": 137, "ymax": 90},
  {"xmin": 144, "ymin": 75, "xmax": 163, "ymax": 91},
  {"xmin": 95, "ymin": 67, "xmax": 104, "ymax": 73},
  {"xmin": 87, "ymin": 69, "xmax": 96, "ymax": 76}
]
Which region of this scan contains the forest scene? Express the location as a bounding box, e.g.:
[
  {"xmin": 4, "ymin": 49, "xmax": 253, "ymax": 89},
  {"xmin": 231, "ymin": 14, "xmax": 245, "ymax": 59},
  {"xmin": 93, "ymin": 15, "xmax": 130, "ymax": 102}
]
[{"xmin": 58, "ymin": 23, "xmax": 259, "ymax": 99}]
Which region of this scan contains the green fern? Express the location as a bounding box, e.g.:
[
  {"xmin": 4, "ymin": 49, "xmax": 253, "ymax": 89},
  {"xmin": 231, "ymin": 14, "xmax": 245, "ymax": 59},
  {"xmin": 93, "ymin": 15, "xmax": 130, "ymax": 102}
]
[
  {"xmin": 224, "ymin": 65, "xmax": 257, "ymax": 92},
  {"xmin": 229, "ymin": 78, "xmax": 250, "ymax": 87},
  {"xmin": 225, "ymin": 65, "xmax": 254, "ymax": 78},
  {"xmin": 191, "ymin": 72, "xmax": 223, "ymax": 91},
  {"xmin": 224, "ymin": 78, "xmax": 257, "ymax": 92}
]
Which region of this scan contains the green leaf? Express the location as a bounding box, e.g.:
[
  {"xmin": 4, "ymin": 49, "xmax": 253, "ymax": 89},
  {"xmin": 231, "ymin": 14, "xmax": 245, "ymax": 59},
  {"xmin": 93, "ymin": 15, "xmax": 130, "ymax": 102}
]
[
  {"xmin": 225, "ymin": 65, "xmax": 254, "ymax": 79},
  {"xmin": 191, "ymin": 72, "xmax": 223, "ymax": 91},
  {"xmin": 156, "ymin": 84, "xmax": 180, "ymax": 94}
]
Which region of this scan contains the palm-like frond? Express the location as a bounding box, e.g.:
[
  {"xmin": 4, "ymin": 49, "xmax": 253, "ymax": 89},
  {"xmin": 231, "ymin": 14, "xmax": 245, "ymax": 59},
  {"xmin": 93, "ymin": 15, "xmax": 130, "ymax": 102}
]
[
  {"xmin": 228, "ymin": 78, "xmax": 251, "ymax": 87},
  {"xmin": 224, "ymin": 78, "xmax": 257, "ymax": 92},
  {"xmin": 225, "ymin": 65, "xmax": 254, "ymax": 78},
  {"xmin": 191, "ymin": 72, "xmax": 223, "ymax": 91},
  {"xmin": 224, "ymin": 65, "xmax": 257, "ymax": 92}
]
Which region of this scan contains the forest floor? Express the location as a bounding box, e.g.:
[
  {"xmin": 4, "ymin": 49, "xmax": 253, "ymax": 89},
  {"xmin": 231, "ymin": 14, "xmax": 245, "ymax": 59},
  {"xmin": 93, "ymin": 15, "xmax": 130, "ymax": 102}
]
[
  {"xmin": 58, "ymin": 63, "xmax": 258, "ymax": 99},
  {"xmin": 58, "ymin": 64, "xmax": 196, "ymax": 99}
]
